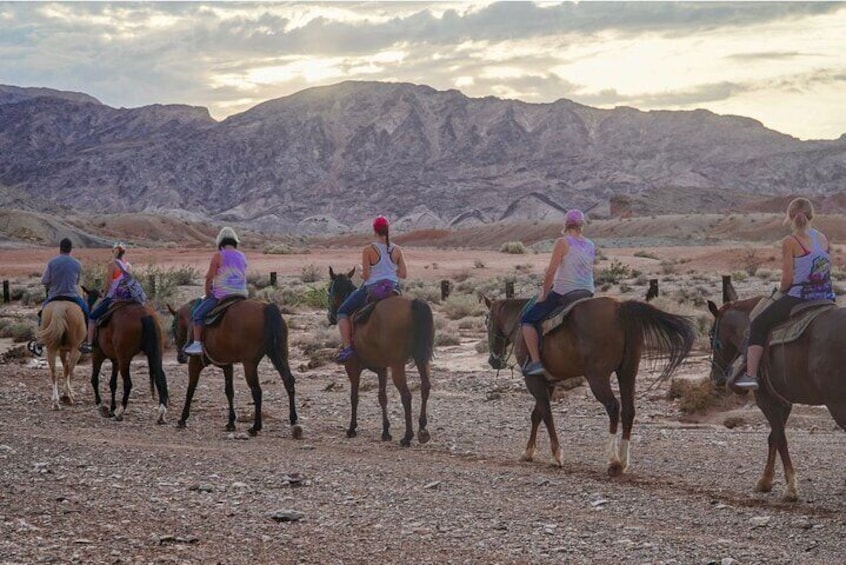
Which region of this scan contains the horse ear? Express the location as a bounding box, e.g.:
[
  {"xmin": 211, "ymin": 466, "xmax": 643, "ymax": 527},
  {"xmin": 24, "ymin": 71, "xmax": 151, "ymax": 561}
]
[
  {"xmin": 329, "ymin": 266, "xmax": 336, "ymax": 280},
  {"xmin": 166, "ymin": 304, "xmax": 177, "ymax": 316},
  {"xmin": 480, "ymin": 293, "xmax": 492, "ymax": 308},
  {"xmin": 347, "ymin": 266, "xmax": 356, "ymax": 278},
  {"xmin": 707, "ymin": 300, "xmax": 720, "ymax": 318},
  {"xmin": 81, "ymin": 285, "xmax": 90, "ymax": 296}
]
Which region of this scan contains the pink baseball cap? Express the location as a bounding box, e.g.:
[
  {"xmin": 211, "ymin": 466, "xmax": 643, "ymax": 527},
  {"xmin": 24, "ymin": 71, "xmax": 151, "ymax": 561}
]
[{"xmin": 564, "ymin": 209, "xmax": 586, "ymax": 226}]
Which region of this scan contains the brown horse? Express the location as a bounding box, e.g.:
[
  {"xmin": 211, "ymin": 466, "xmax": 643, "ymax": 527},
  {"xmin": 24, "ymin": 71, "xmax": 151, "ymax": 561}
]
[
  {"xmin": 327, "ymin": 268, "xmax": 435, "ymax": 446},
  {"xmin": 37, "ymin": 300, "xmax": 87, "ymax": 409},
  {"xmin": 484, "ymin": 296, "xmax": 695, "ymax": 475},
  {"xmin": 168, "ymin": 298, "xmax": 301, "ymax": 438},
  {"xmin": 84, "ymin": 289, "xmax": 168, "ymax": 424},
  {"xmin": 707, "ymin": 297, "xmax": 846, "ymax": 501}
]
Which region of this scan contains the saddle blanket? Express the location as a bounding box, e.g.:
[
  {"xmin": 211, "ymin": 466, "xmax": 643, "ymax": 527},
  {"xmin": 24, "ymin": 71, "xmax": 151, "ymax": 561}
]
[
  {"xmin": 541, "ymin": 297, "xmax": 593, "ymax": 336},
  {"xmin": 769, "ymin": 303, "xmax": 836, "ymax": 346},
  {"xmin": 204, "ymin": 295, "xmax": 246, "ymax": 327},
  {"xmin": 96, "ymin": 300, "xmax": 132, "ymax": 327}
]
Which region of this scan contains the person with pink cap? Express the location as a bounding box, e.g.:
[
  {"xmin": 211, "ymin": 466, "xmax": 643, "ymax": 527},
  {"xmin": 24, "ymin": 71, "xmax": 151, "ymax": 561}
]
[
  {"xmin": 335, "ymin": 215, "xmax": 408, "ymax": 362},
  {"xmin": 520, "ymin": 209, "xmax": 596, "ymax": 376}
]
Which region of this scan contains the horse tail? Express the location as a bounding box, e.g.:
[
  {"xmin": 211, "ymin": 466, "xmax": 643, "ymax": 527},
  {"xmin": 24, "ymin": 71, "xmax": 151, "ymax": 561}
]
[
  {"xmin": 263, "ymin": 303, "xmax": 293, "ymax": 379},
  {"xmin": 618, "ymin": 301, "xmax": 696, "ymax": 384},
  {"xmin": 37, "ymin": 305, "xmax": 68, "ymax": 348},
  {"xmin": 410, "ymin": 298, "xmax": 435, "ymax": 366},
  {"xmin": 140, "ymin": 314, "xmax": 168, "ymax": 405}
]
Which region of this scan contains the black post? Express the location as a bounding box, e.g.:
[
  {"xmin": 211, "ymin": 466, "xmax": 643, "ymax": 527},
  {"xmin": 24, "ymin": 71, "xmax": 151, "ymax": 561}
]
[
  {"xmin": 505, "ymin": 281, "xmax": 515, "ymax": 299},
  {"xmin": 722, "ymin": 275, "xmax": 737, "ymax": 304},
  {"xmin": 2, "ymin": 280, "xmax": 9, "ymax": 303},
  {"xmin": 270, "ymin": 272, "xmax": 277, "ymax": 288},
  {"xmin": 646, "ymin": 279, "xmax": 659, "ymax": 302},
  {"xmin": 440, "ymin": 280, "xmax": 450, "ymax": 301}
]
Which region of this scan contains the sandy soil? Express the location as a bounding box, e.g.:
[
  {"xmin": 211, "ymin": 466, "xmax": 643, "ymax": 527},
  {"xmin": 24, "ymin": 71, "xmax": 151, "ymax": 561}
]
[{"xmin": 1, "ymin": 302, "xmax": 844, "ymax": 564}]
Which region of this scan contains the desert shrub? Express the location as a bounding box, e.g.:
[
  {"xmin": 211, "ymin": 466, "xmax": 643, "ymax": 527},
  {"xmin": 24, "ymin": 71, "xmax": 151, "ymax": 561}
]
[
  {"xmin": 80, "ymin": 263, "xmax": 106, "ymax": 291},
  {"xmin": 659, "ymin": 259, "xmax": 677, "ymax": 275},
  {"xmin": 404, "ymin": 281, "xmax": 441, "ymax": 305},
  {"xmin": 10, "ymin": 286, "xmax": 25, "ymax": 301},
  {"xmin": 263, "ymin": 243, "xmax": 294, "ymax": 255},
  {"xmin": 619, "ymin": 282, "xmax": 631, "ymax": 293},
  {"xmin": 834, "ymin": 284, "xmax": 846, "ymax": 297},
  {"xmin": 831, "ymin": 267, "xmax": 846, "ymax": 281},
  {"xmin": 514, "ymin": 263, "xmax": 533, "ymax": 272},
  {"xmin": 135, "ymin": 264, "xmax": 201, "ymax": 305},
  {"xmin": 474, "ymin": 259, "xmax": 486, "ymax": 269},
  {"xmin": 672, "ymin": 286, "xmax": 710, "ymax": 307},
  {"xmin": 595, "ymin": 259, "xmax": 632, "ymax": 285},
  {"xmin": 246, "ymin": 271, "xmax": 272, "ymax": 290},
  {"xmin": 435, "ymin": 331, "xmax": 461, "ymax": 347},
  {"xmin": 600, "ymin": 283, "xmax": 612, "ymax": 292},
  {"xmin": 453, "ymin": 270, "xmax": 472, "ymax": 283},
  {"xmin": 741, "ymin": 248, "xmax": 763, "ymax": 277},
  {"xmin": 0, "ymin": 322, "xmax": 35, "ymax": 342},
  {"xmin": 20, "ymin": 287, "xmax": 46, "ymax": 306},
  {"xmin": 443, "ymin": 294, "xmax": 485, "ymax": 320},
  {"xmin": 474, "ymin": 340, "xmax": 489, "ymax": 354},
  {"xmin": 500, "ymin": 241, "xmax": 526, "ymax": 254},
  {"xmin": 634, "ymin": 273, "xmax": 649, "ymax": 286},
  {"xmin": 730, "ymin": 270, "xmax": 748, "ymax": 283},
  {"xmin": 301, "ymin": 264, "xmax": 322, "ymax": 283},
  {"xmin": 293, "ymin": 327, "xmax": 340, "ymax": 355},
  {"xmin": 633, "ymin": 250, "xmax": 659, "ymax": 260},
  {"xmin": 667, "ymin": 377, "xmax": 742, "ymax": 415},
  {"xmin": 457, "ymin": 317, "xmax": 483, "ymax": 331}
]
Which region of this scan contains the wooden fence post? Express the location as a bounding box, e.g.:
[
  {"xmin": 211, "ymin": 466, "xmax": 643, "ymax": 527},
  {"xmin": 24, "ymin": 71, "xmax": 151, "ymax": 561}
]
[
  {"xmin": 440, "ymin": 280, "xmax": 450, "ymax": 301},
  {"xmin": 148, "ymin": 274, "xmax": 156, "ymax": 298},
  {"xmin": 722, "ymin": 275, "xmax": 737, "ymax": 304},
  {"xmin": 2, "ymin": 280, "xmax": 9, "ymax": 303},
  {"xmin": 270, "ymin": 272, "xmax": 277, "ymax": 288},
  {"xmin": 646, "ymin": 279, "xmax": 659, "ymax": 302},
  {"xmin": 505, "ymin": 281, "xmax": 515, "ymax": 299}
]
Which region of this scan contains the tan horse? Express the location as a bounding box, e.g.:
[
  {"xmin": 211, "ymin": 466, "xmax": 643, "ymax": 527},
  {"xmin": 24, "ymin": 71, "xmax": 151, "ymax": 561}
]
[
  {"xmin": 484, "ymin": 296, "xmax": 695, "ymax": 475},
  {"xmin": 328, "ymin": 268, "xmax": 435, "ymax": 446},
  {"xmin": 37, "ymin": 301, "xmax": 86, "ymax": 410},
  {"xmin": 169, "ymin": 299, "xmax": 302, "ymax": 438},
  {"xmin": 707, "ymin": 297, "xmax": 846, "ymax": 501}
]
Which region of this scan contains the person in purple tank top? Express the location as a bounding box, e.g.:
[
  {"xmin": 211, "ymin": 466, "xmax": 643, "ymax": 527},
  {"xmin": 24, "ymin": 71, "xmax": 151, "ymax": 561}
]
[
  {"xmin": 734, "ymin": 198, "xmax": 835, "ymax": 390},
  {"xmin": 184, "ymin": 227, "xmax": 248, "ymax": 356},
  {"xmin": 520, "ymin": 209, "xmax": 596, "ymax": 377}
]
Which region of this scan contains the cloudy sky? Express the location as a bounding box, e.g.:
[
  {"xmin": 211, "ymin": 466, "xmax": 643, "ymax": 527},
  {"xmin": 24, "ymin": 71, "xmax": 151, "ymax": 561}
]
[{"xmin": 1, "ymin": 2, "xmax": 845, "ymax": 140}]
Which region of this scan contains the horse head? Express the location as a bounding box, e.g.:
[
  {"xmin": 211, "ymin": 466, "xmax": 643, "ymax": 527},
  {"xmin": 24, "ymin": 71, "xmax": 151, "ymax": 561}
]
[
  {"xmin": 167, "ymin": 302, "xmax": 192, "ymax": 364},
  {"xmin": 81, "ymin": 286, "xmax": 100, "ymax": 311},
  {"xmin": 706, "ymin": 299, "xmax": 749, "ymax": 387},
  {"xmin": 482, "ymin": 294, "xmax": 519, "ymax": 370},
  {"xmin": 327, "ymin": 266, "xmax": 357, "ymax": 326}
]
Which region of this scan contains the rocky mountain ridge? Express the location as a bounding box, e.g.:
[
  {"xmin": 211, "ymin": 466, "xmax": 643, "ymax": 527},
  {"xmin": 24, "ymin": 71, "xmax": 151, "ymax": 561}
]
[{"xmin": 1, "ymin": 81, "xmax": 844, "ymax": 233}]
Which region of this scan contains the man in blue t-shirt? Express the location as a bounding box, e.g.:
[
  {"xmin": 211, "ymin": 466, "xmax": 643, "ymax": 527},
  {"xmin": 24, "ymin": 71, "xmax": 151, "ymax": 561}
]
[{"xmin": 40, "ymin": 238, "xmax": 90, "ymax": 318}]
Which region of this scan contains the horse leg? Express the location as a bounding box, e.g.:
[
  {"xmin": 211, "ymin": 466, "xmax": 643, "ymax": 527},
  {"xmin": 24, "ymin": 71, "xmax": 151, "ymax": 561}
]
[
  {"xmin": 109, "ymin": 362, "xmax": 119, "ymax": 416},
  {"xmin": 90, "ymin": 351, "xmax": 104, "ymax": 408},
  {"xmin": 390, "ymin": 364, "xmax": 414, "ymax": 447},
  {"xmin": 244, "ymin": 362, "xmax": 263, "ymax": 436},
  {"xmin": 47, "ymin": 348, "xmax": 59, "ymax": 410},
  {"xmin": 223, "ymin": 365, "xmax": 236, "ymax": 432},
  {"xmin": 114, "ymin": 358, "xmax": 132, "ymax": 422},
  {"xmin": 585, "ymin": 373, "xmax": 622, "ymax": 476},
  {"xmin": 755, "ymin": 394, "xmax": 795, "ymax": 500},
  {"xmin": 616, "ymin": 370, "xmax": 637, "ymax": 473},
  {"xmin": 374, "ymin": 369, "xmax": 390, "ymax": 441},
  {"xmin": 524, "ymin": 375, "xmax": 561, "ymax": 466},
  {"xmin": 59, "ymin": 349, "xmax": 73, "ymax": 404},
  {"xmin": 66, "ymin": 348, "xmax": 81, "ymax": 406},
  {"xmin": 177, "ymin": 358, "xmax": 203, "ymax": 428},
  {"xmin": 416, "ymin": 361, "xmax": 431, "ymax": 444},
  {"xmin": 346, "ymin": 365, "xmax": 362, "ymax": 438},
  {"xmin": 273, "ymin": 353, "xmax": 302, "ymax": 439}
]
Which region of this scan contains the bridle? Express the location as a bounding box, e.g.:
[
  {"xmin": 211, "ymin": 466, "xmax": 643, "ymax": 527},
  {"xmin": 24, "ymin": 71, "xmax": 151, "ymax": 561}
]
[
  {"xmin": 485, "ymin": 307, "xmax": 520, "ymax": 375},
  {"xmin": 708, "ymin": 314, "xmax": 741, "ymax": 384}
]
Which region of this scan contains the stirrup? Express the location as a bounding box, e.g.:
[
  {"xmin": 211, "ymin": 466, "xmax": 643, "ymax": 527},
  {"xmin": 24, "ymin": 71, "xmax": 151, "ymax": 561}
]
[{"xmin": 733, "ymin": 373, "xmax": 759, "ymax": 390}]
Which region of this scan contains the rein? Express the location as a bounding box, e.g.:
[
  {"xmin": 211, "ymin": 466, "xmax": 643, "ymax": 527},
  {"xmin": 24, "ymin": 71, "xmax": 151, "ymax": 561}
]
[{"xmin": 487, "ymin": 301, "xmax": 528, "ymax": 377}]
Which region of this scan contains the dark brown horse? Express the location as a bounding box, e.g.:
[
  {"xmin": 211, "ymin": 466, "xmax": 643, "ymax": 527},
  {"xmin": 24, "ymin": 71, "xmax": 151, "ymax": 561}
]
[
  {"xmin": 327, "ymin": 268, "xmax": 435, "ymax": 446},
  {"xmin": 484, "ymin": 296, "xmax": 695, "ymax": 475},
  {"xmin": 168, "ymin": 299, "xmax": 301, "ymax": 438},
  {"xmin": 83, "ymin": 289, "xmax": 168, "ymax": 423},
  {"xmin": 707, "ymin": 297, "xmax": 846, "ymax": 501}
]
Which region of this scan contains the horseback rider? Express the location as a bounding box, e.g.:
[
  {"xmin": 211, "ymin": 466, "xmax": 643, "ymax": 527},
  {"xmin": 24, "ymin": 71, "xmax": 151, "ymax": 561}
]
[
  {"xmin": 520, "ymin": 209, "xmax": 596, "ymax": 377},
  {"xmin": 734, "ymin": 197, "xmax": 835, "ymax": 390},
  {"xmin": 335, "ymin": 215, "xmax": 408, "ymax": 362},
  {"xmin": 79, "ymin": 242, "xmax": 135, "ymax": 354},
  {"xmin": 37, "ymin": 238, "xmax": 90, "ymax": 344},
  {"xmin": 183, "ymin": 227, "xmax": 248, "ymax": 356}
]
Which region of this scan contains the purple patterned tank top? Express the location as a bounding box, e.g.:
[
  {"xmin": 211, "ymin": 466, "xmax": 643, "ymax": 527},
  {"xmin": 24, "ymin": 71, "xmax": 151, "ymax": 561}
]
[{"xmin": 212, "ymin": 249, "xmax": 248, "ymax": 299}]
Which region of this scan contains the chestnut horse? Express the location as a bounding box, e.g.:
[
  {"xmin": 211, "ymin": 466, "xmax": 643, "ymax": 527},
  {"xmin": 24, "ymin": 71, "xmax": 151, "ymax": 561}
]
[
  {"xmin": 83, "ymin": 288, "xmax": 168, "ymax": 424},
  {"xmin": 707, "ymin": 297, "xmax": 846, "ymax": 501},
  {"xmin": 37, "ymin": 300, "xmax": 87, "ymax": 409},
  {"xmin": 168, "ymin": 299, "xmax": 302, "ymax": 438},
  {"xmin": 484, "ymin": 296, "xmax": 695, "ymax": 476},
  {"xmin": 327, "ymin": 268, "xmax": 435, "ymax": 446}
]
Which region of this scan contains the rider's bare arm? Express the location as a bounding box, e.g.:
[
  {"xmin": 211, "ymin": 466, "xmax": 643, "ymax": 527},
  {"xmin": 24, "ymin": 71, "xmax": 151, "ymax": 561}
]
[
  {"xmin": 779, "ymin": 237, "xmax": 794, "ymax": 294},
  {"xmin": 540, "ymin": 238, "xmax": 568, "ymax": 300},
  {"xmin": 204, "ymin": 252, "xmax": 221, "ymax": 296}
]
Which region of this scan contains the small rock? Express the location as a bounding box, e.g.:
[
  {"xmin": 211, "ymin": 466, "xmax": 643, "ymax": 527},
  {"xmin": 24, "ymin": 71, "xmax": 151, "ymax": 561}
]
[
  {"xmin": 226, "ymin": 432, "xmax": 251, "ymax": 441},
  {"xmin": 590, "ymin": 499, "xmax": 609, "ymax": 508},
  {"xmin": 189, "ymin": 484, "xmax": 214, "ymax": 493},
  {"xmin": 750, "ymin": 516, "xmax": 770, "ymax": 528},
  {"xmin": 485, "ymin": 391, "xmax": 501, "ymax": 401},
  {"xmin": 423, "ymin": 481, "xmax": 441, "ymax": 490},
  {"xmin": 270, "ymin": 510, "xmax": 304, "ymax": 523},
  {"xmin": 72, "ymin": 539, "xmax": 93, "ymax": 545},
  {"xmin": 721, "ymin": 558, "xmax": 738, "ymax": 565}
]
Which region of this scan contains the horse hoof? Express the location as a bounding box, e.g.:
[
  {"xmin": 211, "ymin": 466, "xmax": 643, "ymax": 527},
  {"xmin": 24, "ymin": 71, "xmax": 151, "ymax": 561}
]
[
  {"xmin": 400, "ymin": 437, "xmax": 412, "ymax": 447},
  {"xmin": 418, "ymin": 429, "xmax": 431, "ymax": 444},
  {"xmin": 60, "ymin": 395, "xmax": 72, "ymax": 405},
  {"xmin": 520, "ymin": 454, "xmax": 533, "ymax": 463},
  {"xmin": 225, "ymin": 424, "xmax": 236, "ymax": 432},
  {"xmin": 115, "ymin": 414, "xmax": 123, "ymax": 422},
  {"xmin": 177, "ymin": 420, "xmax": 187, "ymax": 429},
  {"xmin": 755, "ymin": 480, "xmax": 773, "ymax": 493},
  {"xmin": 248, "ymin": 428, "xmax": 258, "ymax": 437},
  {"xmin": 291, "ymin": 425, "xmax": 303, "ymax": 440},
  {"xmin": 607, "ymin": 462, "xmax": 623, "ymax": 477},
  {"xmin": 381, "ymin": 433, "xmax": 392, "ymax": 442},
  {"xmin": 99, "ymin": 406, "xmax": 112, "ymax": 418},
  {"xmin": 782, "ymin": 491, "xmax": 799, "ymax": 503},
  {"xmin": 346, "ymin": 429, "xmax": 357, "ymax": 438},
  {"xmin": 52, "ymin": 403, "xmax": 60, "ymax": 411}
]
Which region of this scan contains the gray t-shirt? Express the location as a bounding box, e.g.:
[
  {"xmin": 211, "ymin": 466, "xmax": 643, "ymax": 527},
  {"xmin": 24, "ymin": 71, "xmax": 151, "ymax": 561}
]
[{"xmin": 41, "ymin": 254, "xmax": 83, "ymax": 300}]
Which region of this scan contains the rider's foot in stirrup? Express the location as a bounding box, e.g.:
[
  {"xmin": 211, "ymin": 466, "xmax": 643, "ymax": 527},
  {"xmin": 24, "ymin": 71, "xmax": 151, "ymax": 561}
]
[
  {"xmin": 183, "ymin": 341, "xmax": 203, "ymax": 355},
  {"xmin": 335, "ymin": 345, "xmax": 355, "ymax": 363},
  {"xmin": 78, "ymin": 342, "xmax": 93, "ymax": 354},
  {"xmin": 522, "ymin": 361, "xmax": 546, "ymax": 377},
  {"xmin": 733, "ymin": 373, "xmax": 759, "ymax": 390}
]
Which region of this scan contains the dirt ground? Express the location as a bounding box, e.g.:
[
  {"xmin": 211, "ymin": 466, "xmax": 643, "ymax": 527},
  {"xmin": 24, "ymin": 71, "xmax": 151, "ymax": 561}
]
[{"xmin": 0, "ymin": 246, "xmax": 844, "ymax": 564}]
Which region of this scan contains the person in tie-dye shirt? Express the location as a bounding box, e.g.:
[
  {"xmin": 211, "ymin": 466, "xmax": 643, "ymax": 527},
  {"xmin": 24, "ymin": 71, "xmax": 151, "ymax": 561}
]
[
  {"xmin": 183, "ymin": 227, "xmax": 248, "ymax": 356},
  {"xmin": 520, "ymin": 209, "xmax": 596, "ymax": 377}
]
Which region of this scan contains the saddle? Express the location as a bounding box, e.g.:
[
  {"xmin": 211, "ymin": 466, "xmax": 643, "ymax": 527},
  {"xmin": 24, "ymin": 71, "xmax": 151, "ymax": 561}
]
[
  {"xmin": 748, "ymin": 295, "xmax": 836, "ymax": 346},
  {"xmin": 95, "ymin": 300, "xmax": 133, "ymax": 327},
  {"xmin": 203, "ymin": 295, "xmax": 246, "ymax": 327},
  {"xmin": 541, "ymin": 291, "xmax": 594, "ymax": 336},
  {"xmin": 352, "ymin": 289, "xmax": 402, "ymax": 325}
]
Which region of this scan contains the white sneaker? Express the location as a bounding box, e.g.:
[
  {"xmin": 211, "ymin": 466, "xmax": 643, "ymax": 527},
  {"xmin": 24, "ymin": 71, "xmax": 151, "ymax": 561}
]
[{"xmin": 183, "ymin": 342, "xmax": 203, "ymax": 355}]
